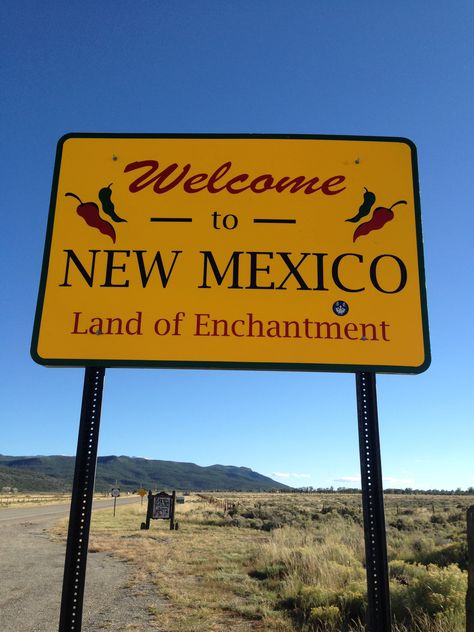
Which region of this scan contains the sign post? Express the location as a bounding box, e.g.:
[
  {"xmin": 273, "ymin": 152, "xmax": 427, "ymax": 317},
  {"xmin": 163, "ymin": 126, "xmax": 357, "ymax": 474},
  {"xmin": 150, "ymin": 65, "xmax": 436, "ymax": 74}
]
[
  {"xmin": 111, "ymin": 486, "xmax": 120, "ymax": 516},
  {"xmin": 138, "ymin": 487, "xmax": 147, "ymax": 505},
  {"xmin": 58, "ymin": 367, "xmax": 105, "ymax": 632},
  {"xmin": 467, "ymin": 506, "xmax": 474, "ymax": 631},
  {"xmin": 356, "ymin": 372, "xmax": 391, "ymax": 631}
]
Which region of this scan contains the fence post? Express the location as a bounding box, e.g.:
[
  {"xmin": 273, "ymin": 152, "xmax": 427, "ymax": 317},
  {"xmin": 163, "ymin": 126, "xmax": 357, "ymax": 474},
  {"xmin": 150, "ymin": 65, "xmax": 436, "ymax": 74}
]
[{"xmin": 467, "ymin": 506, "xmax": 474, "ymax": 632}]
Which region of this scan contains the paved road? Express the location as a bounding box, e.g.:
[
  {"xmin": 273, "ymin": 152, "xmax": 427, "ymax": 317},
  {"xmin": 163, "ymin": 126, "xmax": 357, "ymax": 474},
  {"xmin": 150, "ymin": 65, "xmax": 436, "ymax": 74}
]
[
  {"xmin": 0, "ymin": 496, "xmax": 139, "ymax": 523},
  {"xmin": 0, "ymin": 498, "xmax": 163, "ymax": 632}
]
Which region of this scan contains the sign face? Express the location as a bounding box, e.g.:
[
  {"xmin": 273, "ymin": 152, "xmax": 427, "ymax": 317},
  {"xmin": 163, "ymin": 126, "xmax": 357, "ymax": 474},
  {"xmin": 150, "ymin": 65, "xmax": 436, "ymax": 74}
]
[
  {"xmin": 153, "ymin": 495, "xmax": 171, "ymax": 519},
  {"xmin": 138, "ymin": 488, "xmax": 147, "ymax": 497},
  {"xmin": 111, "ymin": 487, "xmax": 120, "ymax": 497},
  {"xmin": 32, "ymin": 134, "xmax": 430, "ymax": 373}
]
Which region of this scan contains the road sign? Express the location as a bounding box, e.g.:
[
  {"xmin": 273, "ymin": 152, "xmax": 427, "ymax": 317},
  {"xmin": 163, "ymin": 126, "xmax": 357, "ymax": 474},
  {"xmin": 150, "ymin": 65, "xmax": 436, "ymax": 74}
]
[
  {"xmin": 31, "ymin": 134, "xmax": 429, "ymax": 373},
  {"xmin": 111, "ymin": 487, "xmax": 120, "ymax": 497},
  {"xmin": 137, "ymin": 488, "xmax": 147, "ymax": 497}
]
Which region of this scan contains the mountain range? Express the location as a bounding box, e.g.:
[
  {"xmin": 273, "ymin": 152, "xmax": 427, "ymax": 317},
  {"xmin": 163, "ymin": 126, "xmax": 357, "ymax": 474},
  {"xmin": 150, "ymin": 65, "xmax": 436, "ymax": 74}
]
[{"xmin": 0, "ymin": 455, "xmax": 291, "ymax": 493}]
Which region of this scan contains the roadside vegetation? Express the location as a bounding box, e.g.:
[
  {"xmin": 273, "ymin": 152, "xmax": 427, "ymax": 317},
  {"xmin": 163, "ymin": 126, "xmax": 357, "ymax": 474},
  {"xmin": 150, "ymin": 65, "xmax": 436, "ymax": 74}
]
[
  {"xmin": 0, "ymin": 491, "xmax": 110, "ymax": 508},
  {"xmin": 57, "ymin": 492, "xmax": 471, "ymax": 631},
  {"xmin": 0, "ymin": 492, "xmax": 71, "ymax": 508}
]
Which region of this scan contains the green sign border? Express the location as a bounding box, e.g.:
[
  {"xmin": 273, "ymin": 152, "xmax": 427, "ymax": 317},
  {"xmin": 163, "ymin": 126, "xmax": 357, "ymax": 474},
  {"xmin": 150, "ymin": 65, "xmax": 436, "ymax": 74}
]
[{"xmin": 31, "ymin": 133, "xmax": 431, "ymax": 374}]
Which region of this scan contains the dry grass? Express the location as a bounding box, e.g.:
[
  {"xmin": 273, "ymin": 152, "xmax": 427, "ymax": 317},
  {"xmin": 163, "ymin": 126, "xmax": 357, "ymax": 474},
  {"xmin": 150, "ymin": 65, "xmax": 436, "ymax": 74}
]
[
  {"xmin": 0, "ymin": 491, "xmax": 116, "ymax": 508},
  {"xmin": 51, "ymin": 492, "xmax": 470, "ymax": 631},
  {"xmin": 0, "ymin": 492, "xmax": 71, "ymax": 508},
  {"xmin": 83, "ymin": 496, "xmax": 292, "ymax": 631}
]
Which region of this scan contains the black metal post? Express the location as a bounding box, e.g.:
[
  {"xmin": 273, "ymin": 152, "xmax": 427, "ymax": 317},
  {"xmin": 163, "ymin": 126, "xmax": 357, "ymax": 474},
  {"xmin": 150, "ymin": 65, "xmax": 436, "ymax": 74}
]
[
  {"xmin": 170, "ymin": 490, "xmax": 176, "ymax": 530},
  {"xmin": 467, "ymin": 506, "xmax": 474, "ymax": 631},
  {"xmin": 59, "ymin": 367, "xmax": 105, "ymax": 632},
  {"xmin": 356, "ymin": 372, "xmax": 391, "ymax": 632},
  {"xmin": 140, "ymin": 490, "xmax": 153, "ymax": 530}
]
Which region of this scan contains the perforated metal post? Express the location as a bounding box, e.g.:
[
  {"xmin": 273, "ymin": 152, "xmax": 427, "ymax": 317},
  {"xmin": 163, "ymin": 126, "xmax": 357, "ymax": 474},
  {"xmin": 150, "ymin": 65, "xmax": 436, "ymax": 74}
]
[
  {"xmin": 467, "ymin": 506, "xmax": 474, "ymax": 631},
  {"xmin": 59, "ymin": 367, "xmax": 105, "ymax": 631},
  {"xmin": 356, "ymin": 372, "xmax": 391, "ymax": 631}
]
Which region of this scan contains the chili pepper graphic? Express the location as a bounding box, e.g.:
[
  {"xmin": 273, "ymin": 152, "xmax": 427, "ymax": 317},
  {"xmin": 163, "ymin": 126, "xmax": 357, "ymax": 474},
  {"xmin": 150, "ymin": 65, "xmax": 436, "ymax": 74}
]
[
  {"xmin": 65, "ymin": 192, "xmax": 116, "ymax": 243},
  {"xmin": 98, "ymin": 183, "xmax": 127, "ymax": 223},
  {"xmin": 353, "ymin": 200, "xmax": 407, "ymax": 242},
  {"xmin": 346, "ymin": 187, "xmax": 376, "ymax": 223}
]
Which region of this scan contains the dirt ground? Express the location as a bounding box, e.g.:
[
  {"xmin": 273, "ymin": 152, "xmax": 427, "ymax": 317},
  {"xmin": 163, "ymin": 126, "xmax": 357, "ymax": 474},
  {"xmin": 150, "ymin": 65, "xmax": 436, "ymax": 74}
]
[{"xmin": 0, "ymin": 503, "xmax": 164, "ymax": 631}]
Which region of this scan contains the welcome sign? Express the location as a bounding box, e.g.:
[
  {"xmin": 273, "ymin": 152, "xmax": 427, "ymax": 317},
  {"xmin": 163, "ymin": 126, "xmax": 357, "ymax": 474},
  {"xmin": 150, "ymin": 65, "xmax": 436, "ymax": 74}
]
[{"xmin": 31, "ymin": 134, "xmax": 430, "ymax": 373}]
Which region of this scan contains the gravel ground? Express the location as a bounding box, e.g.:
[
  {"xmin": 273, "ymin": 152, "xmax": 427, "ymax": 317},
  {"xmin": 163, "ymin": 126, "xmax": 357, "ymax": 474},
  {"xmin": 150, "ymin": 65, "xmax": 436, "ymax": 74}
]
[{"xmin": 0, "ymin": 503, "xmax": 164, "ymax": 631}]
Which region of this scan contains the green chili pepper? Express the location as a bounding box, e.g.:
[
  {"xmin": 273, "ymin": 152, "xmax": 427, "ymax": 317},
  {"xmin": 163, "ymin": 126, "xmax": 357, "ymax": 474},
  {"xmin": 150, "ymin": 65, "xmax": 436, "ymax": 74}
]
[
  {"xmin": 98, "ymin": 183, "xmax": 127, "ymax": 223},
  {"xmin": 346, "ymin": 187, "xmax": 376, "ymax": 223}
]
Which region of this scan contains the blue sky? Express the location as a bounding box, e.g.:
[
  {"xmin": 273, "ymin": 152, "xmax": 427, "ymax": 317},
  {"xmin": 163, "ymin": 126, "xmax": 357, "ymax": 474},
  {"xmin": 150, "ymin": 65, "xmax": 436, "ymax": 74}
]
[{"xmin": 1, "ymin": 1, "xmax": 473, "ymax": 490}]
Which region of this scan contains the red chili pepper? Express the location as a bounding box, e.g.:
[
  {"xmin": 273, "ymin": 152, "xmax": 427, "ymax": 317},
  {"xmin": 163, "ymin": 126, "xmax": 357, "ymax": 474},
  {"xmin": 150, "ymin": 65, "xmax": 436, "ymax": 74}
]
[
  {"xmin": 353, "ymin": 200, "xmax": 406, "ymax": 242},
  {"xmin": 66, "ymin": 192, "xmax": 116, "ymax": 243}
]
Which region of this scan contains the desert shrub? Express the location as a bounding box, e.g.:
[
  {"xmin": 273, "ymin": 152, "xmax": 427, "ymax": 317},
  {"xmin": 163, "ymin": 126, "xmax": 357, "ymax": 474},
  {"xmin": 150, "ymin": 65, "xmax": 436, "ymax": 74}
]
[
  {"xmin": 255, "ymin": 525, "xmax": 366, "ymax": 629},
  {"xmin": 335, "ymin": 505, "xmax": 361, "ymax": 521},
  {"xmin": 299, "ymin": 585, "xmax": 333, "ymax": 610},
  {"xmin": 390, "ymin": 560, "xmax": 466, "ymax": 627},
  {"xmin": 280, "ymin": 584, "xmax": 366, "ymax": 630},
  {"xmin": 211, "ymin": 493, "xmax": 470, "ymax": 631},
  {"xmin": 249, "ymin": 562, "xmax": 287, "ymax": 581},
  {"xmin": 430, "ymin": 513, "xmax": 445, "ymax": 524},
  {"xmin": 261, "ymin": 518, "xmax": 284, "ymax": 531},
  {"xmin": 447, "ymin": 510, "xmax": 465, "ymax": 524},
  {"xmin": 226, "ymin": 500, "xmax": 311, "ymax": 531},
  {"xmin": 226, "ymin": 515, "xmax": 248, "ymax": 528},
  {"xmin": 415, "ymin": 541, "xmax": 468, "ymax": 570},
  {"xmin": 242, "ymin": 510, "xmax": 258, "ymax": 519},
  {"xmin": 280, "ymin": 586, "xmax": 334, "ymax": 628},
  {"xmin": 390, "ymin": 517, "xmax": 415, "ymax": 531},
  {"xmin": 411, "ymin": 537, "xmax": 432, "ymax": 554},
  {"xmin": 307, "ymin": 605, "xmax": 341, "ymax": 631},
  {"xmin": 388, "ymin": 530, "xmax": 461, "ymax": 567},
  {"xmin": 335, "ymin": 587, "xmax": 366, "ymax": 623},
  {"xmin": 400, "ymin": 535, "xmax": 437, "ymax": 563}
]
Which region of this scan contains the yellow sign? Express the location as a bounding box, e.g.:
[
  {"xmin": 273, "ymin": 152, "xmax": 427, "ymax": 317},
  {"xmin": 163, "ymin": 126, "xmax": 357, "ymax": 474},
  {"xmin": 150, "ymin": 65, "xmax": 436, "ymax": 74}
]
[{"xmin": 31, "ymin": 134, "xmax": 430, "ymax": 373}]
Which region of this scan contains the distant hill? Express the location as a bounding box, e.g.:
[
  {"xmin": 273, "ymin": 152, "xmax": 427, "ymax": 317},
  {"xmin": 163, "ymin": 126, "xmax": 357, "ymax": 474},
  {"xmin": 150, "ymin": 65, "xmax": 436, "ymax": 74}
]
[
  {"xmin": 0, "ymin": 465, "xmax": 67, "ymax": 492},
  {"xmin": 0, "ymin": 455, "xmax": 291, "ymax": 493}
]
